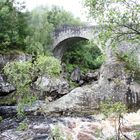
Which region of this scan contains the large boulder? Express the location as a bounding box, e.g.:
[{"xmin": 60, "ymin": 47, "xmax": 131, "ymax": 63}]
[
  {"xmin": 35, "ymin": 76, "xmax": 69, "ymax": 100},
  {"xmin": 42, "ymin": 61, "xmax": 140, "ymax": 115},
  {"xmin": 43, "ymin": 85, "xmax": 98, "ymax": 116},
  {"xmin": 0, "ymin": 74, "xmax": 15, "ymax": 96},
  {"xmin": 70, "ymin": 67, "xmax": 81, "ymax": 82}
]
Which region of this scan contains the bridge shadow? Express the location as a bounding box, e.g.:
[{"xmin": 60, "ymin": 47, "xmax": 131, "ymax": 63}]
[{"xmin": 53, "ymin": 37, "xmax": 88, "ymax": 59}]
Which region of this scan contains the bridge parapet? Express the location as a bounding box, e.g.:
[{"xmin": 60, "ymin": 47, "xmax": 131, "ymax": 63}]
[{"xmin": 54, "ymin": 25, "xmax": 98, "ymax": 38}]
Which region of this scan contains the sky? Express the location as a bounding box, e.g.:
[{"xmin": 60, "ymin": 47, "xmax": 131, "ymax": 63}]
[{"xmin": 20, "ymin": 0, "xmax": 90, "ymax": 22}]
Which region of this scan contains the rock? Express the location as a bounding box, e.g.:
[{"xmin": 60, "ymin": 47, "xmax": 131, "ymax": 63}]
[
  {"xmin": 0, "ymin": 74, "xmax": 16, "ymax": 96},
  {"xmin": 0, "ymin": 82, "xmax": 15, "ymax": 96},
  {"xmin": 35, "ymin": 76, "xmax": 69, "ymax": 100},
  {"xmin": 0, "ymin": 74, "xmax": 15, "ymax": 96},
  {"xmin": 0, "ymin": 106, "xmax": 17, "ymax": 118},
  {"xmin": 80, "ymin": 70, "xmax": 100, "ymax": 84},
  {"xmin": 98, "ymin": 61, "xmax": 140, "ymax": 106},
  {"xmin": 70, "ymin": 67, "xmax": 81, "ymax": 82},
  {"xmin": 32, "ymin": 124, "xmax": 50, "ymax": 134},
  {"xmin": 0, "ymin": 100, "xmax": 46, "ymax": 117},
  {"xmin": 77, "ymin": 132, "xmax": 94, "ymax": 140},
  {"xmin": 0, "ymin": 83, "xmax": 15, "ymax": 95},
  {"xmin": 43, "ymin": 85, "xmax": 99, "ymax": 116},
  {"xmin": 0, "ymin": 53, "xmax": 31, "ymax": 70},
  {"xmin": 42, "ymin": 61, "xmax": 140, "ymax": 116},
  {"xmin": 0, "ymin": 53, "xmax": 31, "ymax": 96},
  {"xmin": 0, "ymin": 111, "xmax": 140, "ymax": 140}
]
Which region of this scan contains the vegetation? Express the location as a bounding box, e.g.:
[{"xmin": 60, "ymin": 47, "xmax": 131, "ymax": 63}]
[
  {"xmin": 100, "ymin": 100, "xmax": 127, "ymax": 140},
  {"xmin": 100, "ymin": 100, "xmax": 127, "ymax": 117},
  {"xmin": 17, "ymin": 122, "xmax": 28, "ymax": 131},
  {"xmin": 25, "ymin": 6, "xmax": 82, "ymax": 55},
  {"xmin": 84, "ymin": 0, "xmax": 140, "ymax": 47},
  {"xmin": 62, "ymin": 41, "xmax": 104, "ymax": 73},
  {"xmin": 116, "ymin": 51, "xmax": 139, "ymax": 72},
  {"xmin": 52, "ymin": 125, "xmax": 64, "ymax": 140},
  {"xmin": 116, "ymin": 50, "xmax": 140, "ymax": 83},
  {"xmin": 0, "ymin": 0, "xmax": 86, "ymax": 114},
  {"xmin": 3, "ymin": 55, "xmax": 61, "ymax": 115},
  {"xmin": 135, "ymin": 131, "xmax": 140, "ymax": 140},
  {"xmin": 0, "ymin": 116, "xmax": 3, "ymax": 122},
  {"xmin": 0, "ymin": 0, "xmax": 29, "ymax": 50}
]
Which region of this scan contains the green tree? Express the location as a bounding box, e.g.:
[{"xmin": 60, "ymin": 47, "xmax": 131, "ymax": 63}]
[
  {"xmin": 100, "ymin": 100, "xmax": 127, "ymax": 140},
  {"xmin": 62, "ymin": 41, "xmax": 104, "ymax": 73},
  {"xmin": 0, "ymin": 0, "xmax": 29, "ymax": 50},
  {"xmin": 3, "ymin": 55, "xmax": 61, "ymax": 115},
  {"xmin": 26, "ymin": 6, "xmax": 83, "ymax": 55},
  {"xmin": 47, "ymin": 6, "xmax": 82, "ymax": 29},
  {"xmin": 84, "ymin": 0, "xmax": 140, "ymax": 46},
  {"xmin": 25, "ymin": 7, "xmax": 54, "ymax": 55}
]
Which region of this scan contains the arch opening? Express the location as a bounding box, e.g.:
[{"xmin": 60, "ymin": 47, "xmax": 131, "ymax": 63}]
[
  {"xmin": 53, "ymin": 37, "xmax": 88, "ymax": 59},
  {"xmin": 53, "ymin": 37, "xmax": 104, "ymax": 75}
]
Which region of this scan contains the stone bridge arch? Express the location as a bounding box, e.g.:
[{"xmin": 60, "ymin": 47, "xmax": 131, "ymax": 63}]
[{"xmin": 52, "ymin": 25, "xmax": 102, "ymax": 59}]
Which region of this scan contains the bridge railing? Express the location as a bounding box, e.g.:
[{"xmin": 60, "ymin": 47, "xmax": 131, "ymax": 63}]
[{"xmin": 53, "ymin": 25, "xmax": 98, "ymax": 37}]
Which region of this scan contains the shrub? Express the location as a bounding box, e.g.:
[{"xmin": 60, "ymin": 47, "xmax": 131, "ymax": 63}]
[
  {"xmin": 100, "ymin": 100, "xmax": 127, "ymax": 117},
  {"xmin": 62, "ymin": 41, "xmax": 104, "ymax": 74},
  {"xmin": 17, "ymin": 122, "xmax": 28, "ymax": 131},
  {"xmin": 100, "ymin": 99, "xmax": 127, "ymax": 140},
  {"xmin": 35, "ymin": 55, "xmax": 61, "ymax": 77},
  {"xmin": 3, "ymin": 55, "xmax": 61, "ymax": 115},
  {"xmin": 52, "ymin": 125, "xmax": 64, "ymax": 140}
]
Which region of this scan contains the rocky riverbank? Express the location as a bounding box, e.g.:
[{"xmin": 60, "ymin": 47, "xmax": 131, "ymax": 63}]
[
  {"xmin": 0, "ymin": 52, "xmax": 140, "ymax": 140},
  {"xmin": 0, "ymin": 110, "xmax": 140, "ymax": 140}
]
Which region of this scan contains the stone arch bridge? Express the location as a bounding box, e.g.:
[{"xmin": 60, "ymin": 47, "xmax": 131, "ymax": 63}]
[{"xmin": 52, "ymin": 25, "xmax": 102, "ymax": 59}]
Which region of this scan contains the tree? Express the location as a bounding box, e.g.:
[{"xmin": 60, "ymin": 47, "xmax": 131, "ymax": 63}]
[
  {"xmin": 62, "ymin": 41, "xmax": 104, "ymax": 73},
  {"xmin": 4, "ymin": 55, "xmax": 61, "ymax": 115},
  {"xmin": 84, "ymin": 0, "xmax": 140, "ymax": 47},
  {"xmin": 47, "ymin": 6, "xmax": 82, "ymax": 29},
  {"xmin": 25, "ymin": 7, "xmax": 54, "ymax": 55},
  {"xmin": 0, "ymin": 0, "xmax": 29, "ymax": 50},
  {"xmin": 25, "ymin": 6, "xmax": 83, "ymax": 55}
]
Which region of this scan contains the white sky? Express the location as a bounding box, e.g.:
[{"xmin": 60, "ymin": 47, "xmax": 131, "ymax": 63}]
[{"xmin": 20, "ymin": 0, "xmax": 90, "ymax": 22}]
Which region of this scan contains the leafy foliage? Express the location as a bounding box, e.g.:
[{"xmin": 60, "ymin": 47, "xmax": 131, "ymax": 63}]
[
  {"xmin": 0, "ymin": 0, "xmax": 29, "ymax": 50},
  {"xmin": 100, "ymin": 100, "xmax": 128, "ymax": 140},
  {"xmin": 52, "ymin": 125, "xmax": 64, "ymax": 140},
  {"xmin": 25, "ymin": 6, "xmax": 83, "ymax": 55},
  {"xmin": 135, "ymin": 131, "xmax": 140, "ymax": 139},
  {"xmin": 3, "ymin": 56, "xmax": 61, "ymax": 115},
  {"xmin": 100, "ymin": 100, "xmax": 127, "ymax": 117},
  {"xmin": 116, "ymin": 51, "xmax": 140, "ymax": 73},
  {"xmin": 35, "ymin": 55, "xmax": 62, "ymax": 77},
  {"xmin": 62, "ymin": 41, "xmax": 104, "ymax": 73},
  {"xmin": 47, "ymin": 6, "xmax": 82, "ymax": 29},
  {"xmin": 17, "ymin": 122, "xmax": 28, "ymax": 131},
  {"xmin": 116, "ymin": 50, "xmax": 140, "ymax": 83},
  {"xmin": 0, "ymin": 116, "xmax": 3, "ymax": 122},
  {"xmin": 84, "ymin": 0, "xmax": 140, "ymax": 47}
]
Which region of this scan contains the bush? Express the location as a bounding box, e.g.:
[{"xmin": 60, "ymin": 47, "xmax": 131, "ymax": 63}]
[
  {"xmin": 100, "ymin": 99, "xmax": 127, "ymax": 140},
  {"xmin": 35, "ymin": 55, "xmax": 61, "ymax": 77},
  {"xmin": 17, "ymin": 122, "xmax": 28, "ymax": 131},
  {"xmin": 62, "ymin": 41, "xmax": 104, "ymax": 73},
  {"xmin": 52, "ymin": 125, "xmax": 64, "ymax": 140},
  {"xmin": 3, "ymin": 55, "xmax": 61, "ymax": 115},
  {"xmin": 116, "ymin": 51, "xmax": 140, "ymax": 74},
  {"xmin": 100, "ymin": 100, "xmax": 127, "ymax": 117},
  {"xmin": 135, "ymin": 131, "xmax": 140, "ymax": 139}
]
